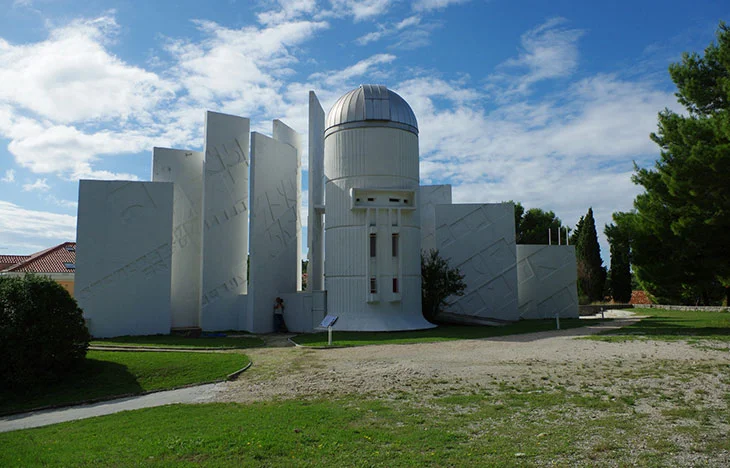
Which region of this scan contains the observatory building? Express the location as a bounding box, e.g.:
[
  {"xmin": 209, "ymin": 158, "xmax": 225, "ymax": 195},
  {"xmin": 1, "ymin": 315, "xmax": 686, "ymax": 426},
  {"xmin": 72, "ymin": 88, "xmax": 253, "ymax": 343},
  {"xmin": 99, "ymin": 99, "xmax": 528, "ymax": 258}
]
[
  {"xmin": 74, "ymin": 84, "xmax": 578, "ymax": 338},
  {"xmin": 323, "ymin": 85, "xmax": 433, "ymax": 331}
]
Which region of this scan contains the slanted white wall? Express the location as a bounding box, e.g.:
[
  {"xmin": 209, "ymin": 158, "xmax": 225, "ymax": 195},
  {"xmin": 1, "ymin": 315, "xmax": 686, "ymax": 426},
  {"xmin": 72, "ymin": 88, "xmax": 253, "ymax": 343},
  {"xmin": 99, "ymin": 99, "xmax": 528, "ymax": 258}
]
[
  {"xmin": 247, "ymin": 130, "xmax": 300, "ymax": 333},
  {"xmin": 419, "ymin": 184, "xmax": 452, "ymax": 253},
  {"xmin": 201, "ymin": 111, "xmax": 250, "ymax": 331},
  {"xmin": 307, "ymin": 91, "xmax": 325, "ymax": 291},
  {"xmin": 152, "ymin": 147, "xmax": 204, "ymax": 329},
  {"xmin": 75, "ymin": 180, "xmax": 174, "ymax": 338},
  {"xmin": 517, "ymin": 245, "xmax": 579, "ymax": 319},
  {"xmin": 435, "ymin": 203, "xmax": 519, "ymax": 322}
]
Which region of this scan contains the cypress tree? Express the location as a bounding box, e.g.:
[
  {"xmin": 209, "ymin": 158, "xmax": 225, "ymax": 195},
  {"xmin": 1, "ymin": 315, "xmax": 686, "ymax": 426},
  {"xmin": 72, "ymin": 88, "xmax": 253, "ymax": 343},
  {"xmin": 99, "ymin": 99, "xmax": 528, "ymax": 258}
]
[
  {"xmin": 605, "ymin": 213, "xmax": 632, "ymax": 303},
  {"xmin": 575, "ymin": 208, "xmax": 606, "ymax": 302}
]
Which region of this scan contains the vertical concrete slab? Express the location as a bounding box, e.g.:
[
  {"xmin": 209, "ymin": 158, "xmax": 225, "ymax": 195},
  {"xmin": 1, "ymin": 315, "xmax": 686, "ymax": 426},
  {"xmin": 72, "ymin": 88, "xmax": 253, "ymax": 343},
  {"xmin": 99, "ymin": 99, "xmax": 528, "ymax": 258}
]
[
  {"xmin": 273, "ymin": 119, "xmax": 303, "ymax": 291},
  {"xmin": 201, "ymin": 111, "xmax": 250, "ymax": 331},
  {"xmin": 517, "ymin": 245, "xmax": 579, "ymax": 319},
  {"xmin": 75, "ymin": 180, "xmax": 174, "ymax": 338},
  {"xmin": 419, "ymin": 184, "xmax": 452, "ymax": 253},
  {"xmin": 247, "ymin": 131, "xmax": 300, "ymax": 333},
  {"xmin": 152, "ymin": 147, "xmax": 204, "ymax": 329},
  {"xmin": 307, "ymin": 91, "xmax": 325, "ymax": 291},
  {"xmin": 435, "ymin": 203, "xmax": 519, "ymax": 322}
]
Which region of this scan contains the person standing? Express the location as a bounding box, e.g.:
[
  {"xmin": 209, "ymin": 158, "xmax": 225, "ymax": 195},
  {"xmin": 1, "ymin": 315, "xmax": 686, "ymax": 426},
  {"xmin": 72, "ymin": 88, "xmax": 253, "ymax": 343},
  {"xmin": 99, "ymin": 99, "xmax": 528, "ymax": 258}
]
[{"xmin": 273, "ymin": 297, "xmax": 286, "ymax": 332}]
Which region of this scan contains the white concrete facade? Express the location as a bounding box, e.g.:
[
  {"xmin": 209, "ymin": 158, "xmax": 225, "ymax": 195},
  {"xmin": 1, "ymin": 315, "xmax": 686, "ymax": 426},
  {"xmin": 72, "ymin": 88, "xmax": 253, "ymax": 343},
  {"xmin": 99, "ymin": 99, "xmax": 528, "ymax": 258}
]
[
  {"xmin": 307, "ymin": 91, "xmax": 325, "ymax": 292},
  {"xmin": 419, "ymin": 184, "xmax": 452, "ymax": 253},
  {"xmin": 247, "ymin": 127, "xmax": 301, "ymax": 333},
  {"xmin": 201, "ymin": 111, "xmax": 250, "ymax": 331},
  {"xmin": 75, "ymin": 180, "xmax": 174, "ymax": 338},
  {"xmin": 152, "ymin": 147, "xmax": 204, "ymax": 329},
  {"xmin": 517, "ymin": 245, "xmax": 579, "ymax": 319},
  {"xmin": 435, "ymin": 203, "xmax": 519, "ymax": 322},
  {"xmin": 324, "ymin": 122, "xmax": 432, "ymax": 331}
]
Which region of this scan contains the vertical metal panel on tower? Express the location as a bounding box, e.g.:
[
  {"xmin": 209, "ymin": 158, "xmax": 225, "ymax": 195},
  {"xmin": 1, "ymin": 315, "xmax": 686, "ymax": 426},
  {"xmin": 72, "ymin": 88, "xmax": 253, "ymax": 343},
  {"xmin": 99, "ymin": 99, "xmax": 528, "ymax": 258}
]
[
  {"xmin": 201, "ymin": 111, "xmax": 250, "ymax": 331},
  {"xmin": 419, "ymin": 185, "xmax": 452, "ymax": 253},
  {"xmin": 517, "ymin": 245, "xmax": 579, "ymax": 319},
  {"xmin": 152, "ymin": 147, "xmax": 204, "ymax": 329}
]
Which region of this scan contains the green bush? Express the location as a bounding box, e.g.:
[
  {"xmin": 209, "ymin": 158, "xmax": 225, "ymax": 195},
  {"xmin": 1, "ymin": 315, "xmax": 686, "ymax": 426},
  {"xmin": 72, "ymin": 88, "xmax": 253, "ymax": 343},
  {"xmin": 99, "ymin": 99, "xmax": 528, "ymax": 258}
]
[
  {"xmin": 0, "ymin": 274, "xmax": 90, "ymax": 389},
  {"xmin": 421, "ymin": 249, "xmax": 467, "ymax": 322}
]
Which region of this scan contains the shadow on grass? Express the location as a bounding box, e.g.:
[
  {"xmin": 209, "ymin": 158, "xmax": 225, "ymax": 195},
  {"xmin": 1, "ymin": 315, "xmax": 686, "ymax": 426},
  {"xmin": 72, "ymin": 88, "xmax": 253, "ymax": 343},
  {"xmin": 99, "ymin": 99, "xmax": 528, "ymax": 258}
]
[{"xmin": 0, "ymin": 359, "xmax": 142, "ymax": 416}]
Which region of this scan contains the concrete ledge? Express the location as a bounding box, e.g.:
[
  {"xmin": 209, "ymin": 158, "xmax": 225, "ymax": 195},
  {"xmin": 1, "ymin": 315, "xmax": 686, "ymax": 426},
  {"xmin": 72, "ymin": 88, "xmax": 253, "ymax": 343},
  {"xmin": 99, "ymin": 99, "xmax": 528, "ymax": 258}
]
[{"xmin": 633, "ymin": 304, "xmax": 728, "ymax": 312}]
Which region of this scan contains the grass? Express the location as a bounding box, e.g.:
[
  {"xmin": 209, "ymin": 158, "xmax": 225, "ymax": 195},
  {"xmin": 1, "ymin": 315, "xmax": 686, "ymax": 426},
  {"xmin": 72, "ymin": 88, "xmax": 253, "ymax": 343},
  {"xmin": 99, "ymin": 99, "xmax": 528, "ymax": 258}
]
[
  {"xmin": 292, "ymin": 319, "xmax": 591, "ymax": 347},
  {"xmin": 0, "ymin": 351, "xmax": 249, "ymax": 415},
  {"xmin": 588, "ymin": 308, "xmax": 730, "ymax": 343},
  {"xmin": 2, "ymin": 359, "xmax": 728, "ymax": 467},
  {"xmin": 91, "ymin": 334, "xmax": 264, "ymax": 349}
]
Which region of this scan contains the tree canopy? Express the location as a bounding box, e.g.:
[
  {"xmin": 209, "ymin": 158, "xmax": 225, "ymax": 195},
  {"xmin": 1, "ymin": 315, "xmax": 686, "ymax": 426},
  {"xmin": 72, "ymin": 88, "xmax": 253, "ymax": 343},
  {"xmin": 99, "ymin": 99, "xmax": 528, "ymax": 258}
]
[
  {"xmin": 605, "ymin": 213, "xmax": 632, "ymax": 303},
  {"xmin": 512, "ymin": 202, "xmax": 564, "ymax": 244},
  {"xmin": 623, "ymin": 22, "xmax": 730, "ymax": 305},
  {"xmin": 421, "ymin": 249, "xmax": 466, "ymax": 322}
]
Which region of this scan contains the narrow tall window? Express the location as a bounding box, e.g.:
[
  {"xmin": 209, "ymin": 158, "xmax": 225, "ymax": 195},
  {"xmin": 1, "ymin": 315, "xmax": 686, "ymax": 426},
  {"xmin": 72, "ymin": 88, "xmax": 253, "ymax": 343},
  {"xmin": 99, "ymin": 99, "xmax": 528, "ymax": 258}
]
[
  {"xmin": 391, "ymin": 233, "xmax": 398, "ymax": 257},
  {"xmin": 392, "ymin": 277, "xmax": 399, "ymax": 293},
  {"xmin": 370, "ymin": 277, "xmax": 378, "ymax": 294},
  {"xmin": 369, "ymin": 233, "xmax": 377, "ymax": 257}
]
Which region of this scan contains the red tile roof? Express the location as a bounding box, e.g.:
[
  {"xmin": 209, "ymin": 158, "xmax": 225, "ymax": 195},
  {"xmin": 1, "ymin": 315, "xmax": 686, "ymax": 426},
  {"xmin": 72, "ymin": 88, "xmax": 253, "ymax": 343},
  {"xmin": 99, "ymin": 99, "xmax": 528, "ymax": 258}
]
[
  {"xmin": 630, "ymin": 290, "xmax": 652, "ymax": 305},
  {"xmin": 0, "ymin": 255, "xmax": 31, "ymax": 270},
  {"xmin": 5, "ymin": 242, "xmax": 76, "ymax": 273}
]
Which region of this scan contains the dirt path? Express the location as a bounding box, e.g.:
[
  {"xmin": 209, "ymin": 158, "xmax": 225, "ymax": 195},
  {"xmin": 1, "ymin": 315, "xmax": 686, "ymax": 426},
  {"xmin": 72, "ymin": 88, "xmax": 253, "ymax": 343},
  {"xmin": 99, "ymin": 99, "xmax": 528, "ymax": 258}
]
[{"xmin": 214, "ymin": 315, "xmax": 730, "ymax": 404}]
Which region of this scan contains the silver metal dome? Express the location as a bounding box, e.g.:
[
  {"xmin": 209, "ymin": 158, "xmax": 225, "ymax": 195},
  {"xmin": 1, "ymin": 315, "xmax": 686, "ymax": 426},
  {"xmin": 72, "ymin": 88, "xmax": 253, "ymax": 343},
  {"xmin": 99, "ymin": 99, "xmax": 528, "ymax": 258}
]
[{"xmin": 325, "ymin": 84, "xmax": 418, "ymax": 136}]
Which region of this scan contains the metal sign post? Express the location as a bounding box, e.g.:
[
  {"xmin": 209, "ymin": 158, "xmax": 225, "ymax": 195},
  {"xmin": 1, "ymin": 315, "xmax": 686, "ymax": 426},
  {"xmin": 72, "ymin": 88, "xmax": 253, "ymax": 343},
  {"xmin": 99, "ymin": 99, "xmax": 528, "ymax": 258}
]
[{"xmin": 320, "ymin": 315, "xmax": 338, "ymax": 346}]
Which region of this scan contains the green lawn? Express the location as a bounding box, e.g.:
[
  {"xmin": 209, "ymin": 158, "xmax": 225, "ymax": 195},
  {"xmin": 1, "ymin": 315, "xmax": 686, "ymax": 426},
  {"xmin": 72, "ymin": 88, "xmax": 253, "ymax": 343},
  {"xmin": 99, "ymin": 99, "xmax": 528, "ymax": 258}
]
[
  {"xmin": 0, "ymin": 351, "xmax": 249, "ymax": 415},
  {"xmin": 2, "ymin": 363, "xmax": 728, "ymax": 467},
  {"xmin": 589, "ymin": 308, "xmax": 730, "ymax": 342},
  {"xmin": 292, "ymin": 319, "xmax": 591, "ymax": 347},
  {"xmin": 91, "ymin": 334, "xmax": 264, "ymax": 349}
]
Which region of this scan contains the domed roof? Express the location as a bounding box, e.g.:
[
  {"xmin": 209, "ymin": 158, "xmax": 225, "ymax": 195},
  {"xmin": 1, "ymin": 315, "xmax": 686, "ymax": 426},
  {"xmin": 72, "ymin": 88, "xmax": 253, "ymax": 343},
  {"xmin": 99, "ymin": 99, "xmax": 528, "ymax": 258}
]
[{"xmin": 325, "ymin": 84, "xmax": 418, "ymax": 136}]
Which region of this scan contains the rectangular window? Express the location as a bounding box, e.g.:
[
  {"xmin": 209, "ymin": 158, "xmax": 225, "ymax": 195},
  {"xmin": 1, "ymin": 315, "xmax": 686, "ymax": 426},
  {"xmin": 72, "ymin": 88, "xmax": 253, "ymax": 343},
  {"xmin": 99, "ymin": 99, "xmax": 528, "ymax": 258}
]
[
  {"xmin": 369, "ymin": 233, "xmax": 376, "ymax": 257},
  {"xmin": 392, "ymin": 277, "xmax": 399, "ymax": 293},
  {"xmin": 391, "ymin": 233, "xmax": 398, "ymax": 257},
  {"xmin": 63, "ymin": 262, "xmax": 75, "ymax": 270},
  {"xmin": 370, "ymin": 277, "xmax": 377, "ymax": 294}
]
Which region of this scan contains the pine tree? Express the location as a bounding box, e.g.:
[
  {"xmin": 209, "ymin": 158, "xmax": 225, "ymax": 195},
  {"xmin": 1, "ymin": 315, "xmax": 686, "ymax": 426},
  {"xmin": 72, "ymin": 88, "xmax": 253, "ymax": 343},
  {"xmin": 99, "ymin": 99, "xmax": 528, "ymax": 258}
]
[
  {"xmin": 605, "ymin": 213, "xmax": 632, "ymax": 303},
  {"xmin": 575, "ymin": 208, "xmax": 606, "ymax": 302}
]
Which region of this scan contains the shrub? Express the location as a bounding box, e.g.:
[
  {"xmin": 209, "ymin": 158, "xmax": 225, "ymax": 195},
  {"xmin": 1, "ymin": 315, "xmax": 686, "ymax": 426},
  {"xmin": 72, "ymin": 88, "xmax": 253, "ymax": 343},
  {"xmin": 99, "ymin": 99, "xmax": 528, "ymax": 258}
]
[
  {"xmin": 0, "ymin": 274, "xmax": 90, "ymax": 389},
  {"xmin": 421, "ymin": 249, "xmax": 467, "ymax": 322}
]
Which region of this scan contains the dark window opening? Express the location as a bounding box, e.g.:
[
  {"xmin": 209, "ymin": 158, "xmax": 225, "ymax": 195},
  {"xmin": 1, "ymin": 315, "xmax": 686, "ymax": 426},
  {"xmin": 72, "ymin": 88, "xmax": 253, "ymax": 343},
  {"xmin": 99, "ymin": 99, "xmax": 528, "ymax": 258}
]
[
  {"xmin": 369, "ymin": 234, "xmax": 376, "ymax": 257},
  {"xmin": 65, "ymin": 245, "xmax": 76, "ymax": 252},
  {"xmin": 392, "ymin": 234, "xmax": 398, "ymax": 257},
  {"xmin": 403, "ymin": 199, "xmax": 408, "ymax": 203},
  {"xmin": 367, "ymin": 197, "xmax": 375, "ymax": 202},
  {"xmin": 63, "ymin": 262, "xmax": 75, "ymax": 269},
  {"xmin": 389, "ymin": 198, "xmax": 400, "ymax": 203},
  {"xmin": 392, "ymin": 277, "xmax": 399, "ymax": 293},
  {"xmin": 356, "ymin": 198, "xmax": 360, "ymax": 202},
  {"xmin": 370, "ymin": 277, "xmax": 377, "ymax": 294}
]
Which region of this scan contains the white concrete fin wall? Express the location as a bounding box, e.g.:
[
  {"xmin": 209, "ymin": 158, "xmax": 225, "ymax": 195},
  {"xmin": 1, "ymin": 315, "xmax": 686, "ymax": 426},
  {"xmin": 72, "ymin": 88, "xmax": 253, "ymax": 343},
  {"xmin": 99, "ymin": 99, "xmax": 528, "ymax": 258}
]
[
  {"xmin": 419, "ymin": 184, "xmax": 452, "ymax": 253},
  {"xmin": 201, "ymin": 111, "xmax": 250, "ymax": 331},
  {"xmin": 307, "ymin": 91, "xmax": 325, "ymax": 292},
  {"xmin": 517, "ymin": 245, "xmax": 579, "ymax": 319},
  {"xmin": 75, "ymin": 180, "xmax": 174, "ymax": 338},
  {"xmin": 435, "ymin": 203, "xmax": 519, "ymax": 321},
  {"xmin": 247, "ymin": 129, "xmax": 300, "ymax": 333},
  {"xmin": 152, "ymin": 147, "xmax": 204, "ymax": 329},
  {"xmin": 272, "ymin": 119, "xmax": 303, "ymax": 291}
]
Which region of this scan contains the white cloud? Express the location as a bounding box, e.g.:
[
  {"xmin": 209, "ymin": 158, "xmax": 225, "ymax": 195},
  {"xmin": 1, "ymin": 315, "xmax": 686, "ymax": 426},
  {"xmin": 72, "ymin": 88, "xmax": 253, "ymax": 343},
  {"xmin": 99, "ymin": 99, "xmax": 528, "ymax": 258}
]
[
  {"xmin": 489, "ymin": 17, "xmax": 584, "ymax": 97},
  {"xmin": 328, "ymin": 0, "xmax": 393, "ymax": 21},
  {"xmin": 355, "ymin": 15, "xmax": 434, "ymax": 49},
  {"xmin": 22, "ymin": 178, "xmax": 50, "ymax": 192},
  {"xmin": 310, "ymin": 53, "xmax": 396, "ymax": 87},
  {"xmin": 1, "ymin": 169, "xmax": 14, "ymax": 183},
  {"xmin": 0, "ymin": 16, "xmax": 175, "ymax": 124},
  {"xmin": 412, "ymin": 0, "xmax": 470, "ymax": 12},
  {"xmin": 0, "ymin": 201, "xmax": 76, "ymax": 250},
  {"xmin": 257, "ymin": 0, "xmax": 318, "ymax": 25}
]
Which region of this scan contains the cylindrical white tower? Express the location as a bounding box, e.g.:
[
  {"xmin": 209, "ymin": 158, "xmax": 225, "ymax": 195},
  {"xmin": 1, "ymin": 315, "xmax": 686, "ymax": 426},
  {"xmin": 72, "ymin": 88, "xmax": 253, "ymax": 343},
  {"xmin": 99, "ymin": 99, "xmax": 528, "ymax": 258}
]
[{"xmin": 324, "ymin": 84, "xmax": 434, "ymax": 331}]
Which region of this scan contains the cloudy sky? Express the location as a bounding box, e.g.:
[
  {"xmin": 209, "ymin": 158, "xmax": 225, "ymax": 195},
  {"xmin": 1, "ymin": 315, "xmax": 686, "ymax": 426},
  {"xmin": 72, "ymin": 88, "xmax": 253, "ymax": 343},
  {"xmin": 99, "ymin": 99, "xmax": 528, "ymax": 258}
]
[{"xmin": 0, "ymin": 0, "xmax": 727, "ymax": 265}]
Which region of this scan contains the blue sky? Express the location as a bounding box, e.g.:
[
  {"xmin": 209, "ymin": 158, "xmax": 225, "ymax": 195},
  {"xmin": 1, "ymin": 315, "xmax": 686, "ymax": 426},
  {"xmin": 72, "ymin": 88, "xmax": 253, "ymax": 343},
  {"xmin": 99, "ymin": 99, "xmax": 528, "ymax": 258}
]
[{"xmin": 0, "ymin": 0, "xmax": 727, "ymax": 265}]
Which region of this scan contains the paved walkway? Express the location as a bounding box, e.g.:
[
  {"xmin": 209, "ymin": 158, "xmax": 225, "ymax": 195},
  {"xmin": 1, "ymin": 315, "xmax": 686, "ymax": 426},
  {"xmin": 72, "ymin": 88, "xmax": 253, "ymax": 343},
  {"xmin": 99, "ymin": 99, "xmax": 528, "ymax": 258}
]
[{"xmin": 0, "ymin": 383, "xmax": 222, "ymax": 433}]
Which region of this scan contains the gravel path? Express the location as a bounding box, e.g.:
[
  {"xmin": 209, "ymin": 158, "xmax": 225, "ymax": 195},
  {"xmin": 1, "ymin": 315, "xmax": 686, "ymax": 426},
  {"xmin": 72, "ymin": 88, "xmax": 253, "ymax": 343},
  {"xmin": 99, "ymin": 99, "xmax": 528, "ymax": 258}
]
[{"xmin": 215, "ymin": 312, "xmax": 729, "ymax": 404}]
